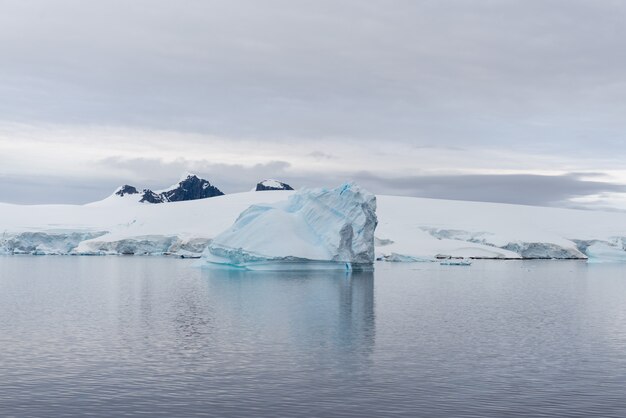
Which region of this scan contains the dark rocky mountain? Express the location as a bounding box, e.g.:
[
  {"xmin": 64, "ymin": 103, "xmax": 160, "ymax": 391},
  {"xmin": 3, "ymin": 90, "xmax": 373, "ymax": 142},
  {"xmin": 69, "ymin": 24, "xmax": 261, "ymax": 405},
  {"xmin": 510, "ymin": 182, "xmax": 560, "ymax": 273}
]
[
  {"xmin": 139, "ymin": 189, "xmax": 166, "ymax": 204},
  {"xmin": 115, "ymin": 185, "xmax": 139, "ymax": 196},
  {"xmin": 162, "ymin": 175, "xmax": 224, "ymax": 202},
  {"xmin": 255, "ymin": 180, "xmax": 294, "ymax": 191},
  {"xmin": 121, "ymin": 175, "xmax": 224, "ymax": 204}
]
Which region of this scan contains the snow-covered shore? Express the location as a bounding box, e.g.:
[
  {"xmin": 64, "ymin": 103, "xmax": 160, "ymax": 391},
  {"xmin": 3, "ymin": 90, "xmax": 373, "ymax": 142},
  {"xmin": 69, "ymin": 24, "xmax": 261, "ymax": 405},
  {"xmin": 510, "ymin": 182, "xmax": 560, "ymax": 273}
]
[{"xmin": 1, "ymin": 190, "xmax": 625, "ymax": 262}]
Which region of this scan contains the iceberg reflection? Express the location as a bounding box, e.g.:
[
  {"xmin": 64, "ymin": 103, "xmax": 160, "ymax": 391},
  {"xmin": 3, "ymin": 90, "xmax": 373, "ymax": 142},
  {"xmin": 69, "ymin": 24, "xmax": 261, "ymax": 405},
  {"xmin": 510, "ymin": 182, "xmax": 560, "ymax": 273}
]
[{"xmin": 198, "ymin": 268, "xmax": 376, "ymax": 358}]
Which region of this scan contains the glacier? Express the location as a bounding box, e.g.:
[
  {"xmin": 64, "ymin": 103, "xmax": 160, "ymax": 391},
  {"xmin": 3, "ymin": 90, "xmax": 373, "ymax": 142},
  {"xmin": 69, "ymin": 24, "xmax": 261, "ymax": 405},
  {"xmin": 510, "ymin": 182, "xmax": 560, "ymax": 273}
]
[
  {"xmin": 202, "ymin": 183, "xmax": 377, "ymax": 270},
  {"xmin": 0, "ymin": 231, "xmax": 107, "ymax": 255},
  {"xmin": 2, "ymin": 182, "xmax": 626, "ymax": 263},
  {"xmin": 73, "ymin": 235, "xmax": 210, "ymax": 256},
  {"xmin": 575, "ymin": 239, "xmax": 626, "ymax": 263}
]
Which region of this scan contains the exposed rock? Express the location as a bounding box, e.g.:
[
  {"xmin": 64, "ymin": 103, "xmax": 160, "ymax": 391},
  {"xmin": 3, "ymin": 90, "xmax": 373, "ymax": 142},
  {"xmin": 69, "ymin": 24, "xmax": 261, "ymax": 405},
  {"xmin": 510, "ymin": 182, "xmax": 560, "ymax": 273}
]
[
  {"xmin": 139, "ymin": 189, "xmax": 166, "ymax": 204},
  {"xmin": 255, "ymin": 179, "xmax": 294, "ymax": 191},
  {"xmin": 115, "ymin": 185, "xmax": 139, "ymax": 196},
  {"xmin": 162, "ymin": 175, "xmax": 224, "ymax": 202},
  {"xmin": 137, "ymin": 175, "xmax": 224, "ymax": 204}
]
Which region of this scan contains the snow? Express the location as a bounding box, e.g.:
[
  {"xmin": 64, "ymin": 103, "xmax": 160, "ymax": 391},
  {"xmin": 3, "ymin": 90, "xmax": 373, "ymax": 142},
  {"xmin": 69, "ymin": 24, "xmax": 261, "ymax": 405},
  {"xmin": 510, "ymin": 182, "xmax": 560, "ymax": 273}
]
[
  {"xmin": 253, "ymin": 179, "xmax": 293, "ymax": 191},
  {"xmin": 202, "ymin": 183, "xmax": 377, "ymax": 269},
  {"xmin": 259, "ymin": 179, "xmax": 283, "ymax": 189},
  {"xmin": 154, "ymin": 172, "xmax": 198, "ymax": 194},
  {"xmin": 374, "ymin": 196, "xmax": 626, "ymax": 261},
  {"xmin": 1, "ymin": 185, "xmax": 626, "ymax": 263}
]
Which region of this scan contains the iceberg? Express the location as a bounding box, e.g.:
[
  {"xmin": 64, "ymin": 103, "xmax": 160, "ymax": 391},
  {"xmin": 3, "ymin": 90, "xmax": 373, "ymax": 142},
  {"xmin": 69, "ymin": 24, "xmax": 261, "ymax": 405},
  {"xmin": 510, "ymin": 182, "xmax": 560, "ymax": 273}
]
[
  {"xmin": 202, "ymin": 183, "xmax": 377, "ymax": 270},
  {"xmin": 581, "ymin": 240, "xmax": 626, "ymax": 263}
]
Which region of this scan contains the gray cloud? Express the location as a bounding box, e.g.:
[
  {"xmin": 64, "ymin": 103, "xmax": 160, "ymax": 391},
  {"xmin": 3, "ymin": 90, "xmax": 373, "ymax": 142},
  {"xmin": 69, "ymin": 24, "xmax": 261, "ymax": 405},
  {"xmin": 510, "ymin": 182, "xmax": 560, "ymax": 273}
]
[
  {"xmin": 2, "ymin": 157, "xmax": 624, "ymax": 210},
  {"xmin": 308, "ymin": 151, "xmax": 335, "ymax": 161},
  {"xmin": 0, "ymin": 158, "xmax": 294, "ymax": 204},
  {"xmin": 348, "ymin": 172, "xmax": 626, "ymax": 207},
  {"xmin": 95, "ymin": 156, "xmax": 292, "ymax": 194},
  {"xmin": 0, "ymin": 174, "xmax": 115, "ymax": 205},
  {"xmin": 1, "ymin": 1, "xmax": 626, "ymax": 156},
  {"xmin": 1, "ymin": 1, "xmax": 626, "ymax": 207}
]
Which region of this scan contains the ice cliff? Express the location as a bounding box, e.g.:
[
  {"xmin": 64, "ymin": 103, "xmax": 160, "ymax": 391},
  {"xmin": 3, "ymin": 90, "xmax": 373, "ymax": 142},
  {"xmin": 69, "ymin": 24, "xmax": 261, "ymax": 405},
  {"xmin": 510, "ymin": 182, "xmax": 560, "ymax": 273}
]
[{"xmin": 202, "ymin": 183, "xmax": 377, "ymax": 270}]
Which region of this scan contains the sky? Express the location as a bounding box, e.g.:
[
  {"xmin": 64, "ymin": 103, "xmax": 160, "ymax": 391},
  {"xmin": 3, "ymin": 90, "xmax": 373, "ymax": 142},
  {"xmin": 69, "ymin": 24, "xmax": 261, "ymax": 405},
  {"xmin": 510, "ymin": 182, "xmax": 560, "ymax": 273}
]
[{"xmin": 1, "ymin": 0, "xmax": 626, "ymax": 208}]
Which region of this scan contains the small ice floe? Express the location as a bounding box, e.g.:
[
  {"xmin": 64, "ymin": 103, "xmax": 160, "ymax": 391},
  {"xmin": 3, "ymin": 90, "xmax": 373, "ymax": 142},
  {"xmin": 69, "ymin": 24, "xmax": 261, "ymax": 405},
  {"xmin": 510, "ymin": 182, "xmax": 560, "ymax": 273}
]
[{"xmin": 439, "ymin": 258, "xmax": 472, "ymax": 266}]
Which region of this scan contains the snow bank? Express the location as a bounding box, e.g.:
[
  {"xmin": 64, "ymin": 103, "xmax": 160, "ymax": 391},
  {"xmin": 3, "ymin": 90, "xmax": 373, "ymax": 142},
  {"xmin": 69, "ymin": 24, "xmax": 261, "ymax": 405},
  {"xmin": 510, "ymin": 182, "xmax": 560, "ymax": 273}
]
[{"xmin": 202, "ymin": 183, "xmax": 377, "ymax": 270}]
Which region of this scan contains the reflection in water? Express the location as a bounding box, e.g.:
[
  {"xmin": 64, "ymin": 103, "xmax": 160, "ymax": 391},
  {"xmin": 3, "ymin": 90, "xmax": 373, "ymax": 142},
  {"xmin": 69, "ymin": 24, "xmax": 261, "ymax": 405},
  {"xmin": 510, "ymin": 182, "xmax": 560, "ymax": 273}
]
[
  {"xmin": 197, "ymin": 269, "xmax": 376, "ymax": 362},
  {"xmin": 4, "ymin": 258, "xmax": 626, "ymax": 417},
  {"xmin": 118, "ymin": 264, "xmax": 377, "ymax": 378}
]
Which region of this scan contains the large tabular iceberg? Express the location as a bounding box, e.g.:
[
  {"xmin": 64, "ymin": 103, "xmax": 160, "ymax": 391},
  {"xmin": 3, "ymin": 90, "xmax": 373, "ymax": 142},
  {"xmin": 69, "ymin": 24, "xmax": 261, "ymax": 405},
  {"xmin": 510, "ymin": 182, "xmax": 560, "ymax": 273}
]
[{"xmin": 202, "ymin": 183, "xmax": 377, "ymax": 270}]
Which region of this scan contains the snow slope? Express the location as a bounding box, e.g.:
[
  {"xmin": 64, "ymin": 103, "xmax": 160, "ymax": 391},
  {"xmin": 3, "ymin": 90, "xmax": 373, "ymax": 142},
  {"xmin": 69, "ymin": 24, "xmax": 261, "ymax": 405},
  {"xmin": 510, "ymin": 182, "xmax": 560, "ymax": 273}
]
[
  {"xmin": 1, "ymin": 189, "xmax": 626, "ymax": 262},
  {"xmin": 375, "ymin": 196, "xmax": 626, "ymax": 261}
]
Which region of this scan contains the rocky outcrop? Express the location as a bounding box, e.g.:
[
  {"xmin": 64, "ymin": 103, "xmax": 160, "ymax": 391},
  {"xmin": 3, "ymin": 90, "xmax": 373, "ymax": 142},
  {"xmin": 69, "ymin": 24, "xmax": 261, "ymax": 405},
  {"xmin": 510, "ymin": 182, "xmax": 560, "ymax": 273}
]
[
  {"xmin": 162, "ymin": 175, "xmax": 224, "ymax": 202},
  {"xmin": 139, "ymin": 189, "xmax": 166, "ymax": 204},
  {"xmin": 117, "ymin": 175, "xmax": 224, "ymax": 204},
  {"xmin": 115, "ymin": 185, "xmax": 139, "ymax": 196},
  {"xmin": 255, "ymin": 179, "xmax": 294, "ymax": 191}
]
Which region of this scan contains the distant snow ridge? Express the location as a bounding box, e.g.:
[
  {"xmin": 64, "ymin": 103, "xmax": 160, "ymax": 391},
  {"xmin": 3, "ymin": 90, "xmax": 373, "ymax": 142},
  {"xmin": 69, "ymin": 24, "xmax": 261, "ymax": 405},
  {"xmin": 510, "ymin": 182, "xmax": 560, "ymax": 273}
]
[
  {"xmin": 203, "ymin": 183, "xmax": 377, "ymax": 270},
  {"xmin": 255, "ymin": 179, "xmax": 294, "ymax": 191}
]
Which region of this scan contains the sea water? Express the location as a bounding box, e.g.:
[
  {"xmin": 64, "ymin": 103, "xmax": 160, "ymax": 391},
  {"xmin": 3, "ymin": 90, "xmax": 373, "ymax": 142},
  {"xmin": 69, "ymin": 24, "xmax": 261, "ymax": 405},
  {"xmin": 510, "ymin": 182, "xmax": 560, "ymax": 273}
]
[{"xmin": 1, "ymin": 257, "xmax": 625, "ymax": 417}]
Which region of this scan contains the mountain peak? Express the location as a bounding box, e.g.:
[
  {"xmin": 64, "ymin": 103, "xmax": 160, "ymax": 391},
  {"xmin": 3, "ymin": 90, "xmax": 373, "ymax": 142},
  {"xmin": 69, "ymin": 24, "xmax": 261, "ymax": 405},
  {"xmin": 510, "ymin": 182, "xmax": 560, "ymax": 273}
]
[
  {"xmin": 139, "ymin": 189, "xmax": 166, "ymax": 204},
  {"xmin": 163, "ymin": 175, "xmax": 224, "ymax": 202},
  {"xmin": 115, "ymin": 185, "xmax": 139, "ymax": 197},
  {"xmin": 114, "ymin": 176, "xmax": 224, "ymax": 204},
  {"xmin": 255, "ymin": 179, "xmax": 294, "ymax": 191}
]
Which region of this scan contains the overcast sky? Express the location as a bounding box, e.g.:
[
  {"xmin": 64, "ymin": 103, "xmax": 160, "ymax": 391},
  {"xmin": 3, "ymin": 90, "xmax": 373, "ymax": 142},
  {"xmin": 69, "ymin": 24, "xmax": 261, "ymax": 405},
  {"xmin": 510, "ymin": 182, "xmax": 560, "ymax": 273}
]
[{"xmin": 1, "ymin": 0, "xmax": 626, "ymax": 208}]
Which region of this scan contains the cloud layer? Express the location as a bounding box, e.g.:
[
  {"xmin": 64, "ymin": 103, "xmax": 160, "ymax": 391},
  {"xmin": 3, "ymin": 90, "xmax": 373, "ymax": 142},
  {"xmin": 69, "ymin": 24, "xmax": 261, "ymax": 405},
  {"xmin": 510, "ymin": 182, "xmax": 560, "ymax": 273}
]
[{"xmin": 0, "ymin": 1, "xmax": 625, "ymax": 207}]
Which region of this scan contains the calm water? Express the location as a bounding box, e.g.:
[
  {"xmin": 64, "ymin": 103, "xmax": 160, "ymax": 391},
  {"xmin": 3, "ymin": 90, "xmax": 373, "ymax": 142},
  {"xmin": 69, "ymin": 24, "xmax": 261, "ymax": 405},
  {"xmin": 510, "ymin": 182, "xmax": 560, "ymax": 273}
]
[{"xmin": 1, "ymin": 257, "xmax": 626, "ymax": 417}]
